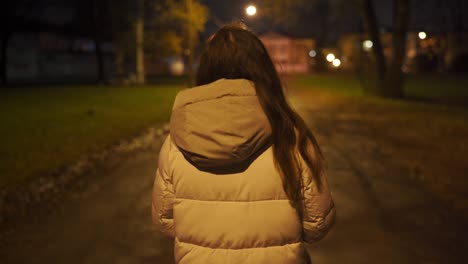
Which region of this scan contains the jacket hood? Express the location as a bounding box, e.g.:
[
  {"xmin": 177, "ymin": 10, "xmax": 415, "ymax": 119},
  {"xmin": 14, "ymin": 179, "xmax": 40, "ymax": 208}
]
[{"xmin": 169, "ymin": 78, "xmax": 272, "ymax": 173}]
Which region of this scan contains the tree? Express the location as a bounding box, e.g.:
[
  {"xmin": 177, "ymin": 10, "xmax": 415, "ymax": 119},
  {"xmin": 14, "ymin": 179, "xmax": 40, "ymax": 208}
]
[
  {"xmin": 74, "ymin": 0, "xmax": 112, "ymax": 84},
  {"xmin": 104, "ymin": 0, "xmax": 136, "ymax": 81},
  {"xmin": 105, "ymin": 0, "xmax": 207, "ymax": 85},
  {"xmin": 359, "ymin": 0, "xmax": 410, "ymax": 98},
  {"xmin": 261, "ymin": 0, "xmax": 411, "ymax": 98},
  {"xmin": 164, "ymin": 0, "xmax": 208, "ymax": 86},
  {"xmin": 76, "ymin": 0, "xmax": 150, "ymax": 84},
  {"xmin": 146, "ymin": 0, "xmax": 186, "ymax": 77}
]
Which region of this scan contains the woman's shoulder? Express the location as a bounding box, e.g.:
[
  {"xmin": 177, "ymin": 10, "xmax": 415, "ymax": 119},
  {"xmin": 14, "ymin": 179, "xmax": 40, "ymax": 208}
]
[
  {"xmin": 161, "ymin": 135, "xmax": 181, "ymax": 155},
  {"xmin": 157, "ymin": 134, "xmax": 182, "ymax": 175}
]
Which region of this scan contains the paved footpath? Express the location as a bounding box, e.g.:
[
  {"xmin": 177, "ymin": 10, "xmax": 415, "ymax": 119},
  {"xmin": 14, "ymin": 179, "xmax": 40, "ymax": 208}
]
[
  {"xmin": 0, "ymin": 135, "xmax": 174, "ymax": 264},
  {"xmin": 292, "ymin": 90, "xmax": 466, "ymax": 264},
  {"xmin": 1, "ymin": 90, "xmax": 466, "ymax": 263}
]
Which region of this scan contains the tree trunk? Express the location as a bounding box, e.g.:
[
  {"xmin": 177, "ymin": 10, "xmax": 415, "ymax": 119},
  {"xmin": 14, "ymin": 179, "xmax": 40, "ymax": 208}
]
[
  {"xmin": 135, "ymin": 18, "xmax": 145, "ymax": 84},
  {"xmin": 94, "ymin": 37, "xmax": 105, "ymax": 83},
  {"xmin": 115, "ymin": 44, "xmax": 125, "ymax": 79},
  {"xmin": 383, "ymin": 0, "xmax": 409, "ymax": 98},
  {"xmin": 359, "ymin": 0, "xmax": 410, "ymax": 98},
  {"xmin": 359, "ymin": 0, "xmax": 387, "ymax": 96},
  {"xmin": 186, "ymin": 0, "xmax": 195, "ymax": 87},
  {"xmin": 92, "ymin": 1, "xmax": 106, "ymax": 84},
  {"xmin": 135, "ymin": 0, "xmax": 145, "ymax": 84},
  {"xmin": 0, "ymin": 33, "xmax": 11, "ymax": 86}
]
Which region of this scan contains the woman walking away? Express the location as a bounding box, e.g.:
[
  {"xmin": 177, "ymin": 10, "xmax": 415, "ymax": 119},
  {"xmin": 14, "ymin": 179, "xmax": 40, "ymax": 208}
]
[{"xmin": 152, "ymin": 22, "xmax": 335, "ymax": 264}]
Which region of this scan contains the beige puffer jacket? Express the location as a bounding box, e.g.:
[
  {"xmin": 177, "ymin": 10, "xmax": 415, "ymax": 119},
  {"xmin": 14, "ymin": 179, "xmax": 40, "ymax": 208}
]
[{"xmin": 152, "ymin": 79, "xmax": 335, "ymax": 264}]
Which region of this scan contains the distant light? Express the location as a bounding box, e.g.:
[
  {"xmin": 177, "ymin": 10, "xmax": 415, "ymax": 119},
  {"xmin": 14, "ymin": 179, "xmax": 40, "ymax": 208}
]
[
  {"xmin": 332, "ymin": 59, "xmax": 341, "ymax": 67},
  {"xmin": 246, "ymin": 5, "xmax": 257, "ymax": 16},
  {"xmin": 309, "ymin": 50, "xmax": 317, "ymax": 58},
  {"xmin": 363, "ymin": 40, "xmax": 373, "ymax": 51},
  {"xmin": 169, "ymin": 59, "xmax": 184, "ymax": 76},
  {"xmin": 418, "ymin": 31, "xmax": 427, "ymax": 40},
  {"xmin": 326, "ymin": 53, "xmax": 335, "ymax": 62}
]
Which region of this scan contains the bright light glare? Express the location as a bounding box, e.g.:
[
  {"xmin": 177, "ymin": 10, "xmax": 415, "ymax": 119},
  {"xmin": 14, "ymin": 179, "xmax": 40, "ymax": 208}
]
[
  {"xmin": 332, "ymin": 59, "xmax": 341, "ymax": 67},
  {"xmin": 309, "ymin": 50, "xmax": 317, "ymax": 58},
  {"xmin": 246, "ymin": 5, "xmax": 257, "ymax": 16},
  {"xmin": 418, "ymin": 31, "xmax": 427, "ymax": 40},
  {"xmin": 363, "ymin": 40, "xmax": 373, "ymax": 51},
  {"xmin": 326, "ymin": 53, "xmax": 335, "ymax": 62}
]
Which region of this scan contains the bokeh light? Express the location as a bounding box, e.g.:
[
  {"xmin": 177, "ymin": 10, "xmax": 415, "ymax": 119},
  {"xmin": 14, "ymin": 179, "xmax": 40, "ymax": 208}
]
[
  {"xmin": 363, "ymin": 40, "xmax": 373, "ymax": 51},
  {"xmin": 246, "ymin": 5, "xmax": 257, "ymax": 16},
  {"xmin": 309, "ymin": 50, "xmax": 317, "ymax": 58},
  {"xmin": 418, "ymin": 31, "xmax": 427, "ymax": 40},
  {"xmin": 332, "ymin": 58, "xmax": 341, "ymax": 67}
]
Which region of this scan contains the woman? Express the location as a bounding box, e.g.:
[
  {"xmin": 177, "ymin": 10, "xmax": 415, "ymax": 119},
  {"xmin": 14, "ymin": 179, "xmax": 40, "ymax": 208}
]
[{"xmin": 152, "ymin": 23, "xmax": 335, "ymax": 264}]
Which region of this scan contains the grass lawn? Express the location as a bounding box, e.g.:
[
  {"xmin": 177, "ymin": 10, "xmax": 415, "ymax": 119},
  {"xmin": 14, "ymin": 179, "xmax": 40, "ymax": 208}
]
[
  {"xmin": 0, "ymin": 84, "xmax": 182, "ymax": 188},
  {"xmin": 286, "ymin": 72, "xmax": 468, "ymax": 129},
  {"xmin": 286, "ymin": 73, "xmax": 468, "ymax": 102}
]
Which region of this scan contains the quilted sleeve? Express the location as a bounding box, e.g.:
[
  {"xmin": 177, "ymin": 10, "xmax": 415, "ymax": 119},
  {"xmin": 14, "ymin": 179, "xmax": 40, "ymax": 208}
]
[
  {"xmin": 152, "ymin": 136, "xmax": 175, "ymax": 238},
  {"xmin": 300, "ymin": 154, "xmax": 336, "ymax": 243}
]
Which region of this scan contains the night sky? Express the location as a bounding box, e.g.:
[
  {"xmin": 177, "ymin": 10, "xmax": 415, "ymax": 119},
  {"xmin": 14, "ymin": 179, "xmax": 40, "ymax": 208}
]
[
  {"xmin": 201, "ymin": 0, "xmax": 468, "ymax": 42},
  {"xmin": 36, "ymin": 0, "xmax": 468, "ymax": 43}
]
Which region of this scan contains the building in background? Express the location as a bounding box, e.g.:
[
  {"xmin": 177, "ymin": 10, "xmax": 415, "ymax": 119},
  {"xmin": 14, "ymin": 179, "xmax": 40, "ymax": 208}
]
[
  {"xmin": 7, "ymin": 32, "xmax": 115, "ymax": 83},
  {"xmin": 259, "ymin": 32, "xmax": 315, "ymax": 74}
]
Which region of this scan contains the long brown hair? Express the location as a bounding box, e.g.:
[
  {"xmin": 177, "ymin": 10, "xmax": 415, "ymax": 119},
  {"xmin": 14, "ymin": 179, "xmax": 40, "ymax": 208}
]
[{"xmin": 195, "ymin": 23, "xmax": 325, "ymax": 218}]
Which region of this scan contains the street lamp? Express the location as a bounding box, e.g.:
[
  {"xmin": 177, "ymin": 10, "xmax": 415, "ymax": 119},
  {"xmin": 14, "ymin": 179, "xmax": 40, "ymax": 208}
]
[
  {"xmin": 332, "ymin": 59, "xmax": 341, "ymax": 68},
  {"xmin": 363, "ymin": 40, "xmax": 373, "ymax": 51},
  {"xmin": 246, "ymin": 5, "xmax": 257, "ymax": 16},
  {"xmin": 418, "ymin": 31, "xmax": 427, "ymax": 40},
  {"xmin": 326, "ymin": 53, "xmax": 335, "ymax": 62}
]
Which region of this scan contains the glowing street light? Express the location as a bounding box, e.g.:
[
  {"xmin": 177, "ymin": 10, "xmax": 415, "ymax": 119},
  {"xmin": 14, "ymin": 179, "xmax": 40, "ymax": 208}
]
[
  {"xmin": 309, "ymin": 50, "xmax": 317, "ymax": 58},
  {"xmin": 418, "ymin": 31, "xmax": 427, "ymax": 40},
  {"xmin": 363, "ymin": 40, "xmax": 373, "ymax": 51},
  {"xmin": 326, "ymin": 53, "xmax": 335, "ymax": 62},
  {"xmin": 332, "ymin": 58, "xmax": 341, "ymax": 68},
  {"xmin": 246, "ymin": 5, "xmax": 257, "ymax": 16}
]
